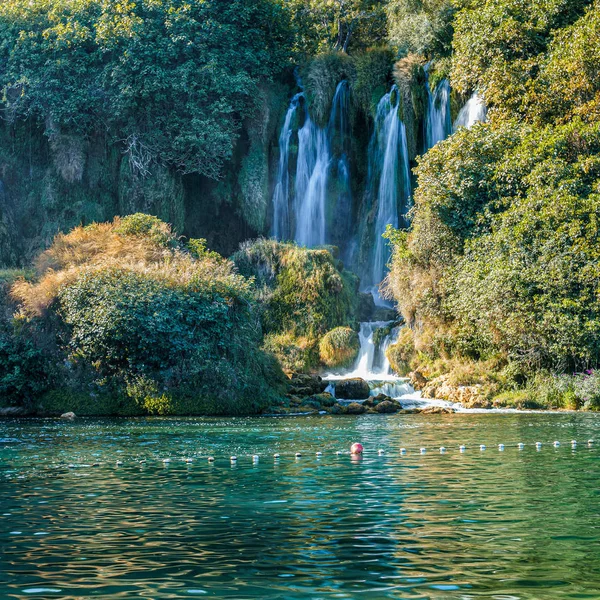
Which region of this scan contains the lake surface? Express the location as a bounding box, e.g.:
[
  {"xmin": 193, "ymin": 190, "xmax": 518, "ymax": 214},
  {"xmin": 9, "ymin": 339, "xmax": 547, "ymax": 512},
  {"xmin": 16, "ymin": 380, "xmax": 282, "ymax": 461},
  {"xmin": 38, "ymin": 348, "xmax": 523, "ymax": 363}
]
[{"xmin": 1, "ymin": 413, "xmax": 599, "ymax": 599}]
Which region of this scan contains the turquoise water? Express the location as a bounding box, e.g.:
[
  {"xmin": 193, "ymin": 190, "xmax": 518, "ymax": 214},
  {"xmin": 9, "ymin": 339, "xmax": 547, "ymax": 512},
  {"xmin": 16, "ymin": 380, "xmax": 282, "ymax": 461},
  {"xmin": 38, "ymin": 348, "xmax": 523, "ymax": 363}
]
[{"xmin": 1, "ymin": 413, "xmax": 599, "ymax": 599}]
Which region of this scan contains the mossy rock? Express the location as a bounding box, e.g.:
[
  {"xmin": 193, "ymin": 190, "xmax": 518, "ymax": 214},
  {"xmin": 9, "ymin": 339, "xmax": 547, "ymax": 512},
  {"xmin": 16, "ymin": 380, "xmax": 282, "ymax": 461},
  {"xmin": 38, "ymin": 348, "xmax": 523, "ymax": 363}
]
[
  {"xmin": 334, "ymin": 378, "xmax": 371, "ymax": 400},
  {"xmin": 302, "ymin": 392, "xmax": 336, "ymax": 408},
  {"xmin": 319, "ymin": 327, "xmax": 360, "ymax": 368},
  {"xmin": 344, "ymin": 402, "xmax": 366, "ymax": 415},
  {"xmin": 386, "ymin": 328, "xmax": 416, "ymax": 376}
]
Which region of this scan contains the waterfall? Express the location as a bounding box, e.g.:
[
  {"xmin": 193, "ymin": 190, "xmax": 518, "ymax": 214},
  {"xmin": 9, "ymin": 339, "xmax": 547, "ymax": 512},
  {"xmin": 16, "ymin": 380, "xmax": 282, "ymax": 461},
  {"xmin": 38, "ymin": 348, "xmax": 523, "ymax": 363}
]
[
  {"xmin": 271, "ymin": 93, "xmax": 302, "ymax": 240},
  {"xmin": 454, "ymin": 93, "xmax": 487, "ymax": 130},
  {"xmin": 294, "ymin": 118, "xmax": 329, "ymax": 247},
  {"xmin": 328, "ymin": 81, "xmax": 353, "ymax": 252},
  {"xmin": 324, "ymin": 321, "xmax": 414, "ymax": 399},
  {"xmin": 293, "ymin": 80, "xmax": 351, "ymax": 248},
  {"xmin": 425, "ymin": 77, "xmax": 451, "ymax": 149},
  {"xmin": 366, "ymin": 86, "xmax": 411, "ymax": 299}
]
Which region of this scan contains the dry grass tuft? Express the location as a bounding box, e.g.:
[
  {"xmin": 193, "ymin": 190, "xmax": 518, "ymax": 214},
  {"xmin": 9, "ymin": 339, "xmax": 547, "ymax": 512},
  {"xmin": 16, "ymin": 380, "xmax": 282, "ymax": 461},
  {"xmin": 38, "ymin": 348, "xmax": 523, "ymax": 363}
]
[{"xmin": 12, "ymin": 215, "xmax": 247, "ymax": 317}]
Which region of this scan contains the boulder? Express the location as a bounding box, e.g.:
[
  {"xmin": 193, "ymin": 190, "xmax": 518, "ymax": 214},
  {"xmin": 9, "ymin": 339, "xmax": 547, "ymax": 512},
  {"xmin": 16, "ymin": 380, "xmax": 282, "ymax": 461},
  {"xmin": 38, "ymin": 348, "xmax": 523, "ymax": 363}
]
[
  {"xmin": 308, "ymin": 392, "xmax": 336, "ymax": 408},
  {"xmin": 344, "ymin": 402, "xmax": 366, "ymax": 415},
  {"xmin": 420, "ymin": 406, "xmax": 455, "ymax": 415},
  {"xmin": 409, "ymin": 370, "xmax": 428, "ymax": 389},
  {"xmin": 334, "ymin": 378, "xmax": 370, "ymax": 400},
  {"xmin": 288, "ymin": 373, "xmax": 326, "ymax": 396},
  {"xmin": 374, "ymin": 400, "xmax": 399, "ymax": 414},
  {"xmin": 60, "ymin": 412, "xmax": 76, "ymax": 419},
  {"xmin": 372, "ymin": 393, "xmax": 393, "ymax": 405}
]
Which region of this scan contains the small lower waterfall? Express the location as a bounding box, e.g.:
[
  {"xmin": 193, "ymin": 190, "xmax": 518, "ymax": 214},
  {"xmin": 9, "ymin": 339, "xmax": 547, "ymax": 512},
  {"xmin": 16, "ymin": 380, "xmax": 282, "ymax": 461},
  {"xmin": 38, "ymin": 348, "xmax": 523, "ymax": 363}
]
[
  {"xmin": 272, "ymin": 93, "xmax": 302, "ymax": 240},
  {"xmin": 454, "ymin": 93, "xmax": 487, "ymax": 130},
  {"xmin": 325, "ymin": 322, "xmax": 414, "ymax": 399},
  {"xmin": 366, "ymin": 86, "xmax": 412, "ymax": 299},
  {"xmin": 425, "ymin": 77, "xmax": 451, "ymax": 149}
]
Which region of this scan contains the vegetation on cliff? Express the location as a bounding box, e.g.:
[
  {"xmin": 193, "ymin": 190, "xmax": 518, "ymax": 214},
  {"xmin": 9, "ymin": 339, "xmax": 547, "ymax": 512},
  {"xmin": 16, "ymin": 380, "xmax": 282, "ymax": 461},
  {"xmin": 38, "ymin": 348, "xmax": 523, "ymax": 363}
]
[
  {"xmin": 385, "ymin": 0, "xmax": 600, "ymax": 409},
  {"xmin": 4, "ymin": 215, "xmax": 284, "ymax": 415},
  {"xmin": 232, "ymin": 238, "xmax": 359, "ymax": 372}
]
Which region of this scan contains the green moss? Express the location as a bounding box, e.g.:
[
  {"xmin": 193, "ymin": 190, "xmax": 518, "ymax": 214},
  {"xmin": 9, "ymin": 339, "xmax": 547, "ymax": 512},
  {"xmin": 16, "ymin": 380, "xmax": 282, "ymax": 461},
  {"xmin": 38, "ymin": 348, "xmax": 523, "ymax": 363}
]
[
  {"xmin": 386, "ymin": 327, "xmax": 415, "ymax": 376},
  {"xmin": 233, "ymin": 239, "xmax": 358, "ymax": 339},
  {"xmin": 302, "ymin": 52, "xmax": 355, "ymax": 127},
  {"xmin": 351, "ymin": 48, "xmax": 395, "ymax": 118},
  {"xmin": 319, "ymin": 326, "xmax": 360, "ymax": 368}
]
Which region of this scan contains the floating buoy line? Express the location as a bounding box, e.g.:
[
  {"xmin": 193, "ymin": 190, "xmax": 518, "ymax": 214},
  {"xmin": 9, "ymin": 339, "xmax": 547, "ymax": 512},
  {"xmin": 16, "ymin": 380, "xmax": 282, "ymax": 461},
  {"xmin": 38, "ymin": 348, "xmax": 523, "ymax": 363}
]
[{"xmin": 107, "ymin": 439, "xmax": 595, "ymax": 467}]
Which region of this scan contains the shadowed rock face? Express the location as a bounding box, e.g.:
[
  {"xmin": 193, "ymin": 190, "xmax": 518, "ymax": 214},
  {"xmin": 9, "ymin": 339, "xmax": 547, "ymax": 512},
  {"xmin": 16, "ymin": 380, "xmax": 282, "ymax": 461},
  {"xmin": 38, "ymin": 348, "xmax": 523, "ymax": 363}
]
[{"xmin": 333, "ymin": 377, "xmax": 370, "ymax": 399}]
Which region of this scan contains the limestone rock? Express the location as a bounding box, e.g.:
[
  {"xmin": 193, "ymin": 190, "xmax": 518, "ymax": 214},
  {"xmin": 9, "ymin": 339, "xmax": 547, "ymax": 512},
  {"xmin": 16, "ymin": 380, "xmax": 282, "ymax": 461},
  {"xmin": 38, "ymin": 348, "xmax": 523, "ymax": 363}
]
[
  {"xmin": 344, "ymin": 402, "xmax": 366, "ymax": 414},
  {"xmin": 409, "ymin": 370, "xmax": 428, "ymax": 389},
  {"xmin": 334, "ymin": 378, "xmax": 370, "ymax": 400}
]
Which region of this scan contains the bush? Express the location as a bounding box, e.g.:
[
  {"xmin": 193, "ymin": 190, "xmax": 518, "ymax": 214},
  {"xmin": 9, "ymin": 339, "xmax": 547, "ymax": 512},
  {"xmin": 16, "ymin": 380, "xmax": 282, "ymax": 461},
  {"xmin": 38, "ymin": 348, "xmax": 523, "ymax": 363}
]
[
  {"xmin": 319, "ymin": 327, "xmax": 360, "ymax": 368},
  {"xmin": 573, "ymin": 370, "xmax": 600, "ymax": 410},
  {"xmin": 10, "ymin": 215, "xmax": 284, "ymax": 415},
  {"xmin": 0, "ymin": 329, "xmax": 51, "ymax": 408},
  {"xmin": 386, "ymin": 327, "xmax": 415, "ymax": 376},
  {"xmin": 233, "ymin": 238, "xmax": 358, "ymax": 339}
]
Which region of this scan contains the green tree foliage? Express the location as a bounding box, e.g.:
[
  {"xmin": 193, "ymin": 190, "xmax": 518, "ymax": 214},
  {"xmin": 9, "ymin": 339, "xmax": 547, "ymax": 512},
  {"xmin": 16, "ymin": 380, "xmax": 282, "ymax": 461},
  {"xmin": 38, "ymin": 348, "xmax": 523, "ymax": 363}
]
[
  {"xmin": 0, "ymin": 0, "xmax": 293, "ymax": 179},
  {"xmin": 286, "ymin": 0, "xmax": 388, "ymax": 56},
  {"xmin": 10, "ymin": 215, "xmax": 284, "ymax": 414},
  {"xmin": 385, "ymin": 0, "xmax": 600, "ymax": 389},
  {"xmin": 451, "ymin": 0, "xmax": 593, "ymax": 119},
  {"xmin": 387, "ymin": 0, "xmax": 456, "ymax": 57}
]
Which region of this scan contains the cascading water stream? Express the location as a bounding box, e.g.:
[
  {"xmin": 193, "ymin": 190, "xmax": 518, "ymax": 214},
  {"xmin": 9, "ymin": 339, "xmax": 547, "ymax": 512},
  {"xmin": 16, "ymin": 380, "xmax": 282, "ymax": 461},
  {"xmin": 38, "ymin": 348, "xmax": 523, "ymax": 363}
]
[
  {"xmin": 425, "ymin": 75, "xmax": 451, "ymax": 149},
  {"xmin": 294, "ymin": 118, "xmax": 329, "ymax": 247},
  {"xmin": 271, "ymin": 93, "xmax": 302, "ymax": 240},
  {"xmin": 294, "ymin": 80, "xmax": 351, "ymax": 248},
  {"xmin": 365, "ymin": 86, "xmax": 411, "ymax": 301},
  {"xmin": 325, "ymin": 322, "xmax": 414, "ymax": 399},
  {"xmin": 454, "ymin": 93, "xmax": 487, "ymax": 130}
]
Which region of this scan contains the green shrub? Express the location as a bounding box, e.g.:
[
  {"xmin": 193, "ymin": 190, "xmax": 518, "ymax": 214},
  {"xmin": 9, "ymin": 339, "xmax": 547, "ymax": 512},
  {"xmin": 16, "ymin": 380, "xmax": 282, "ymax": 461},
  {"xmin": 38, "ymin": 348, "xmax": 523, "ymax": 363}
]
[
  {"xmin": 386, "ymin": 327, "xmax": 415, "ymax": 376},
  {"xmin": 11, "ymin": 215, "xmax": 285, "ymax": 415},
  {"xmin": 0, "ymin": 329, "xmax": 51, "ymax": 408},
  {"xmin": 573, "ymin": 371, "xmax": 600, "ymax": 410},
  {"xmin": 319, "ymin": 327, "xmax": 360, "ymax": 368}
]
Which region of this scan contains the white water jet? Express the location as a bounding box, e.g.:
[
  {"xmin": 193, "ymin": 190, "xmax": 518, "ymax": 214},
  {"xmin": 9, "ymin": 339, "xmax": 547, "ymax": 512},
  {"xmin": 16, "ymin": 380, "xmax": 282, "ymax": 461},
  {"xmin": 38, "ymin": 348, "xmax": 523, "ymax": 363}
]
[
  {"xmin": 294, "ymin": 117, "xmax": 329, "ymax": 247},
  {"xmin": 272, "ymin": 93, "xmax": 302, "ymax": 240},
  {"xmin": 365, "ymin": 86, "xmax": 412, "ymax": 300},
  {"xmin": 294, "ymin": 80, "xmax": 351, "ymax": 248},
  {"xmin": 425, "ymin": 78, "xmax": 451, "ymax": 149},
  {"xmin": 454, "ymin": 93, "xmax": 487, "ymax": 130}
]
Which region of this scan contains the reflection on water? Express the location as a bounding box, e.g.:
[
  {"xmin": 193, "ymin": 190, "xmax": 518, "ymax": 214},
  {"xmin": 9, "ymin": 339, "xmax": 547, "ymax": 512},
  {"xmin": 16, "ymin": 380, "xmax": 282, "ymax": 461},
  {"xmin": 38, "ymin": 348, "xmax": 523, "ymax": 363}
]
[{"xmin": 1, "ymin": 414, "xmax": 600, "ymax": 599}]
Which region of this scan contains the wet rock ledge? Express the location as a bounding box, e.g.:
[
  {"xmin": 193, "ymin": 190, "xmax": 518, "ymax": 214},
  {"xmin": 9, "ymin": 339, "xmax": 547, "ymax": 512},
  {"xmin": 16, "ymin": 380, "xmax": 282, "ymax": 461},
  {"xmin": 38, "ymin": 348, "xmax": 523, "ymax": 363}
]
[{"xmin": 265, "ymin": 373, "xmax": 455, "ymax": 416}]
